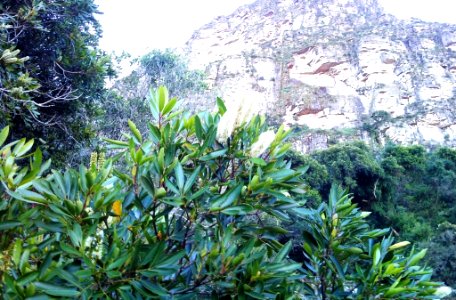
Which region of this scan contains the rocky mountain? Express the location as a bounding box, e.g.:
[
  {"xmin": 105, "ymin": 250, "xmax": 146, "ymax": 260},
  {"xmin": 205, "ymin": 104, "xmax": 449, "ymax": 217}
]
[{"xmin": 184, "ymin": 0, "xmax": 456, "ymax": 152}]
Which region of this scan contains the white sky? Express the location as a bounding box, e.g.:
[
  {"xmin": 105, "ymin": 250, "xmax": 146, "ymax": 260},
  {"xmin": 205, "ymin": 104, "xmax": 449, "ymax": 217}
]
[{"xmin": 95, "ymin": 0, "xmax": 456, "ymax": 57}]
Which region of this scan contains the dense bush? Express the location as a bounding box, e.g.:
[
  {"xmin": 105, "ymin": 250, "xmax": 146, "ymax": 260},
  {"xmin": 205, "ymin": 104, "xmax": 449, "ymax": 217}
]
[
  {"xmin": 290, "ymin": 142, "xmax": 456, "ymax": 288},
  {"xmin": 425, "ymin": 225, "xmax": 456, "ymax": 288},
  {"xmin": 301, "ymin": 186, "xmax": 441, "ymax": 299},
  {"xmin": 0, "ymin": 0, "xmax": 114, "ymax": 164},
  {"xmin": 311, "ymin": 142, "xmax": 383, "ymax": 208},
  {"xmin": 375, "ymin": 145, "xmax": 456, "ymax": 241},
  {"xmin": 0, "ymin": 87, "xmax": 445, "ymax": 298}
]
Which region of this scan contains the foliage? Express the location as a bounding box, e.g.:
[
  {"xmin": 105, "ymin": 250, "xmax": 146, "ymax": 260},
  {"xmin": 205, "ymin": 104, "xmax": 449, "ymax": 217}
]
[
  {"xmin": 300, "ymin": 186, "xmax": 440, "ymax": 299},
  {"xmin": 311, "ymin": 142, "xmax": 383, "ymax": 207},
  {"xmin": 139, "ymin": 49, "xmax": 206, "ymax": 96},
  {"xmin": 285, "ymin": 149, "xmax": 329, "ymax": 205},
  {"xmin": 425, "ymin": 225, "xmax": 456, "ymax": 288},
  {"xmin": 373, "ymin": 145, "xmax": 456, "ymax": 241},
  {"xmin": 296, "ymin": 143, "xmax": 456, "ymax": 240},
  {"xmin": 106, "ymin": 49, "xmax": 207, "ymax": 140},
  {"xmin": 361, "ymin": 110, "xmax": 392, "ymax": 142},
  {"xmin": 0, "ymin": 87, "xmax": 442, "ymax": 298},
  {"xmin": 0, "ymin": 87, "xmax": 304, "ymax": 298},
  {"xmin": 113, "ymin": 49, "xmax": 206, "ymax": 102},
  {"xmin": 0, "ymin": 0, "xmax": 114, "ymax": 164},
  {"xmin": 293, "ymin": 142, "xmax": 456, "ymax": 286}
]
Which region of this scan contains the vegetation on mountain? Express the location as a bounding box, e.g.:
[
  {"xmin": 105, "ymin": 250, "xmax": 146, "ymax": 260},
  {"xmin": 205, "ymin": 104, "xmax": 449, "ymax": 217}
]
[{"xmin": 286, "ymin": 141, "xmax": 456, "ymax": 291}]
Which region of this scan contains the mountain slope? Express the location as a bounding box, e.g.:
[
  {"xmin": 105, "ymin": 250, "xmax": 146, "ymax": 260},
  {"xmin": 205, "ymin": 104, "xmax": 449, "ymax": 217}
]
[{"xmin": 184, "ymin": 0, "xmax": 456, "ymax": 151}]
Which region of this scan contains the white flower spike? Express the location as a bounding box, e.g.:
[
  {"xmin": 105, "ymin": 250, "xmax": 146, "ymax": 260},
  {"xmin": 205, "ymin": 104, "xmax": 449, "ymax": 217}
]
[
  {"xmin": 251, "ymin": 130, "xmax": 276, "ymax": 157},
  {"xmin": 216, "ymin": 93, "xmax": 261, "ymax": 143}
]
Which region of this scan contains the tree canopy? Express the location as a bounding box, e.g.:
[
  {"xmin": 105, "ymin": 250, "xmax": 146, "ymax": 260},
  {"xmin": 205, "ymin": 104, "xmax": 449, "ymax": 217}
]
[{"xmin": 1, "ymin": 0, "xmax": 113, "ymax": 163}]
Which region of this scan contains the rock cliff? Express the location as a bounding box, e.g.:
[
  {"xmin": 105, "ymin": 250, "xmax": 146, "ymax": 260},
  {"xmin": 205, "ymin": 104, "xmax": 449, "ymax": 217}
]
[{"xmin": 184, "ymin": 0, "xmax": 456, "ymax": 152}]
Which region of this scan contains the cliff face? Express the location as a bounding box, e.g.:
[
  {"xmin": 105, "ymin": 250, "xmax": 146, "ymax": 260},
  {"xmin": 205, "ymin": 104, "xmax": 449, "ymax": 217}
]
[{"xmin": 184, "ymin": 0, "xmax": 456, "ymax": 152}]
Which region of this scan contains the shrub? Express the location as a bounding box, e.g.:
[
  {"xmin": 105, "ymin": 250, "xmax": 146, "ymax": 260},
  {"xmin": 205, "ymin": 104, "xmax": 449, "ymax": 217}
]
[
  {"xmin": 311, "ymin": 142, "xmax": 383, "ymax": 207},
  {"xmin": 0, "ymin": 87, "xmax": 443, "ymax": 299},
  {"xmin": 300, "ymin": 186, "xmax": 441, "ymax": 299},
  {"xmin": 424, "ymin": 224, "xmax": 456, "ymax": 288},
  {"xmin": 0, "ymin": 87, "xmax": 304, "ymax": 298}
]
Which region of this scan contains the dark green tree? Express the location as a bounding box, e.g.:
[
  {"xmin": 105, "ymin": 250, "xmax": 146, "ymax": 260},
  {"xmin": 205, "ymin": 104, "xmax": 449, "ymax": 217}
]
[
  {"xmin": 0, "ymin": 0, "xmax": 114, "ymax": 164},
  {"xmin": 139, "ymin": 49, "xmax": 206, "ymax": 96},
  {"xmin": 311, "ymin": 142, "xmax": 383, "ymax": 207},
  {"xmin": 374, "ymin": 145, "xmax": 456, "ymax": 241}
]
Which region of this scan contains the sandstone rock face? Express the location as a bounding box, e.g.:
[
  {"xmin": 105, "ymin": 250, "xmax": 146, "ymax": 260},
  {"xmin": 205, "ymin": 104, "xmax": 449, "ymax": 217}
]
[{"xmin": 184, "ymin": 0, "xmax": 456, "ymax": 152}]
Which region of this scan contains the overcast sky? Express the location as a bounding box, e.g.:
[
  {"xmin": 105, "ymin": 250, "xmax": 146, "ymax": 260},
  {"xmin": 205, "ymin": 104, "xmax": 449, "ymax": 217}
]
[{"xmin": 95, "ymin": 0, "xmax": 456, "ymax": 57}]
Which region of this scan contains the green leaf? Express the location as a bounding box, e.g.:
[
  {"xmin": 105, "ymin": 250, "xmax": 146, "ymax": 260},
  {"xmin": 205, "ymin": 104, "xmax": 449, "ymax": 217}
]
[
  {"xmin": 140, "ymin": 176, "xmax": 155, "ymax": 197},
  {"xmin": 6, "ymin": 189, "xmax": 47, "ymax": 204},
  {"xmin": 60, "ymin": 242, "xmax": 81, "ymax": 257},
  {"xmin": 384, "ymin": 287, "xmax": 408, "ymax": 297},
  {"xmin": 118, "ymin": 289, "xmax": 135, "ymax": 300},
  {"xmin": 194, "ymin": 115, "xmax": 204, "ymax": 140},
  {"xmin": 21, "ymin": 148, "xmax": 43, "ymax": 185},
  {"xmin": 261, "ymin": 226, "xmax": 289, "ymax": 235},
  {"xmin": 216, "ymin": 97, "xmax": 227, "ymax": 115},
  {"xmin": 54, "ymin": 268, "xmax": 82, "ymax": 289},
  {"xmin": 221, "ymin": 204, "xmax": 254, "ymax": 215},
  {"xmin": 0, "ymin": 126, "xmax": 9, "ymax": 147},
  {"xmin": 329, "ymin": 255, "xmax": 345, "ymax": 279},
  {"xmin": 140, "ymin": 280, "xmax": 169, "ymax": 297},
  {"xmin": 141, "ymin": 242, "xmax": 166, "ymax": 266},
  {"xmin": 267, "ymin": 262, "xmax": 301, "ymax": 273},
  {"xmin": 373, "ymin": 245, "xmax": 381, "ymax": 267},
  {"xmin": 158, "ymin": 86, "xmax": 168, "ymax": 112},
  {"xmin": 12, "ymin": 138, "xmax": 26, "ymax": 156},
  {"xmin": 184, "ymin": 166, "xmax": 201, "ymax": 194},
  {"xmin": 158, "ymin": 148, "xmax": 165, "ymax": 174},
  {"xmin": 19, "ymin": 249, "xmax": 30, "ymax": 273},
  {"xmin": 188, "ymin": 186, "xmax": 207, "ymax": 200},
  {"xmin": 107, "ymin": 254, "xmax": 129, "ymax": 270},
  {"xmin": 104, "ymin": 138, "xmax": 129, "ymax": 148},
  {"xmin": 39, "ymin": 252, "xmax": 54, "ymax": 277},
  {"xmin": 128, "ymin": 120, "xmax": 142, "ymax": 143},
  {"xmin": 267, "ymin": 169, "xmax": 296, "ymax": 182},
  {"xmin": 210, "ymin": 184, "xmax": 243, "ymax": 210},
  {"xmin": 52, "ymin": 170, "xmax": 67, "ymax": 199},
  {"xmin": 174, "ymin": 162, "xmax": 184, "ymax": 191},
  {"xmin": 17, "ymin": 271, "xmax": 39, "ymax": 286},
  {"xmin": 15, "ymin": 139, "xmax": 34, "ymax": 157},
  {"xmin": 251, "ymin": 157, "xmax": 267, "ymax": 166},
  {"xmin": 147, "ymin": 123, "xmax": 161, "ymax": 143},
  {"xmin": 0, "ymin": 221, "xmax": 21, "ymax": 231},
  {"xmin": 408, "ymin": 249, "xmax": 427, "ymax": 266},
  {"xmin": 303, "ymin": 243, "xmax": 313, "ymax": 256},
  {"xmin": 12, "ymin": 239, "xmax": 22, "ymax": 266},
  {"xmin": 199, "ymin": 149, "xmax": 227, "ymax": 162},
  {"xmin": 274, "ymin": 241, "xmax": 292, "ymax": 263},
  {"xmin": 79, "ymin": 166, "xmax": 88, "ymax": 192},
  {"xmin": 3, "ymin": 155, "xmax": 14, "ymax": 176},
  {"xmin": 140, "ymin": 251, "xmax": 184, "ymax": 276},
  {"xmin": 162, "ymin": 97, "xmax": 177, "ymax": 115},
  {"xmin": 68, "ymin": 223, "xmax": 83, "ymax": 248},
  {"xmin": 148, "ymin": 89, "xmax": 160, "ymax": 121},
  {"xmin": 244, "ymin": 291, "xmax": 265, "ymax": 299},
  {"xmin": 34, "ymin": 282, "xmax": 80, "ymax": 297}
]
